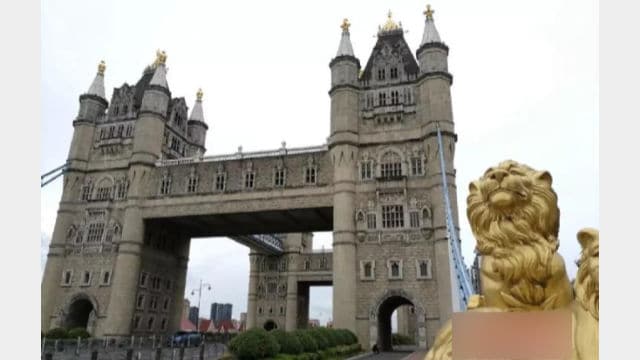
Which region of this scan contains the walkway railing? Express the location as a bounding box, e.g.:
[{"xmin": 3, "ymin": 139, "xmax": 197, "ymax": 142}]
[
  {"xmin": 435, "ymin": 123, "xmax": 473, "ymax": 311},
  {"xmin": 228, "ymin": 233, "xmax": 285, "ymax": 255},
  {"xmin": 156, "ymin": 144, "xmax": 328, "ymax": 167}
]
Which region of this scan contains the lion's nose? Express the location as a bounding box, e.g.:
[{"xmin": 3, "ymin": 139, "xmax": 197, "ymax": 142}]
[{"xmin": 489, "ymin": 169, "xmax": 509, "ymax": 182}]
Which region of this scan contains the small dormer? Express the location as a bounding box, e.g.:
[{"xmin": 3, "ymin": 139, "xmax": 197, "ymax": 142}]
[
  {"xmin": 108, "ymin": 84, "xmax": 135, "ymax": 121},
  {"xmin": 169, "ymin": 98, "xmax": 188, "ymax": 133}
]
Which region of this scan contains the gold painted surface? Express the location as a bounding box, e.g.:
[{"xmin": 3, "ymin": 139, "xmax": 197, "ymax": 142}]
[
  {"xmin": 424, "ymin": 160, "xmax": 598, "ymax": 360},
  {"xmin": 424, "ymin": 4, "xmax": 434, "ymax": 20},
  {"xmin": 341, "ymin": 18, "xmax": 350, "ymax": 32},
  {"xmin": 97, "ymin": 60, "xmax": 106, "ymax": 75},
  {"xmin": 381, "ymin": 11, "xmax": 400, "ymax": 32},
  {"xmin": 154, "ymin": 49, "xmax": 167, "ymax": 65},
  {"xmin": 196, "ymin": 88, "xmax": 203, "ymax": 101}
]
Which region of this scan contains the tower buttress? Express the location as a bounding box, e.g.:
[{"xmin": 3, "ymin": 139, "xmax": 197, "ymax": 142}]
[{"xmin": 329, "ymin": 18, "xmax": 360, "ymax": 334}]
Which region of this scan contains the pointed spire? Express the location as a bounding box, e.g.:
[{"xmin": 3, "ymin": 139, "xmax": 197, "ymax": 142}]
[
  {"xmin": 336, "ymin": 18, "xmax": 355, "ymax": 57},
  {"xmin": 189, "ymin": 88, "xmax": 205, "ymax": 122},
  {"xmin": 86, "ymin": 60, "xmax": 106, "ymax": 99},
  {"xmin": 150, "ymin": 49, "xmax": 169, "ymax": 89},
  {"xmin": 420, "ymin": 4, "xmax": 442, "ymax": 45}
]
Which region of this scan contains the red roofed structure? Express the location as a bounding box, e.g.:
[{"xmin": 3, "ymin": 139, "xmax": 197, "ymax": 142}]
[{"xmin": 180, "ymin": 319, "xmax": 197, "ymax": 331}]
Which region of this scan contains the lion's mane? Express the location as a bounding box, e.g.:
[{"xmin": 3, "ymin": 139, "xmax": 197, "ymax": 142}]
[
  {"xmin": 467, "ymin": 160, "xmax": 560, "ymax": 308},
  {"xmin": 575, "ymin": 230, "xmax": 599, "ymax": 321}
]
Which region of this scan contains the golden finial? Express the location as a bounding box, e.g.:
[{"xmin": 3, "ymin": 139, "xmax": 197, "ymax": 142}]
[
  {"xmin": 424, "ymin": 4, "xmax": 435, "ymax": 20},
  {"xmin": 97, "ymin": 60, "xmax": 106, "ymax": 75},
  {"xmin": 154, "ymin": 49, "xmax": 167, "ymax": 66},
  {"xmin": 196, "ymin": 88, "xmax": 203, "ymax": 101},
  {"xmin": 341, "ymin": 18, "xmax": 351, "ymax": 32},
  {"xmin": 381, "ymin": 10, "xmax": 400, "ymax": 32}
]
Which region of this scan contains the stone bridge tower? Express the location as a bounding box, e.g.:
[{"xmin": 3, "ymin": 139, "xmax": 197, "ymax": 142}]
[{"xmin": 328, "ymin": 8, "xmax": 460, "ymax": 349}]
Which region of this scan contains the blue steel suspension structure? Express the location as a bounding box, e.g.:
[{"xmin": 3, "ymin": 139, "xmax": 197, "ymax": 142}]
[
  {"xmin": 435, "ymin": 122, "xmax": 473, "ymax": 311},
  {"xmin": 41, "ymin": 162, "xmax": 68, "ymax": 187}
]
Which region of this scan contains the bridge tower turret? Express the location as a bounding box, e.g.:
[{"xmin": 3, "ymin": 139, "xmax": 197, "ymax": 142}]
[
  {"xmin": 187, "ymin": 88, "xmax": 208, "ymax": 155},
  {"xmin": 102, "ymin": 50, "xmax": 174, "ymax": 336},
  {"xmin": 67, "ymin": 60, "xmax": 108, "ymax": 171},
  {"xmin": 41, "ymin": 61, "xmax": 108, "ymax": 332},
  {"xmin": 328, "ymin": 18, "xmax": 361, "ymax": 333}
]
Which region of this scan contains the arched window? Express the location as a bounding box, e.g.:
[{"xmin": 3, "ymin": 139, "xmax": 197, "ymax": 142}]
[{"xmin": 380, "ymin": 151, "xmax": 402, "ymax": 179}]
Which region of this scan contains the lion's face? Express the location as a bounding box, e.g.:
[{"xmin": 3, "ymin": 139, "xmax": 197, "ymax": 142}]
[{"xmin": 467, "ymin": 160, "xmax": 560, "ymax": 245}]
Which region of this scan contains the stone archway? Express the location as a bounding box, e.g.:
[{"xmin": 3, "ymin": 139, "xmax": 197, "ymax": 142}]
[
  {"xmin": 369, "ymin": 289, "xmax": 428, "ymax": 351},
  {"xmin": 65, "ymin": 298, "xmax": 93, "ymax": 330},
  {"xmin": 263, "ymin": 320, "xmax": 278, "ymax": 331},
  {"xmin": 62, "ymin": 293, "xmax": 99, "ymax": 334}
]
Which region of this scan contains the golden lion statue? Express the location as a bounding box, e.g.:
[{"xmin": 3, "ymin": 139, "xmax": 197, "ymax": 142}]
[
  {"xmin": 467, "ymin": 160, "xmax": 573, "ymax": 310},
  {"xmin": 425, "ymin": 160, "xmax": 598, "ymax": 360},
  {"xmin": 573, "ymin": 228, "xmax": 599, "ymax": 360}
]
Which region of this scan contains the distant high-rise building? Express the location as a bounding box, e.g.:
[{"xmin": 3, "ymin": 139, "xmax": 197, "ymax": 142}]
[
  {"xmin": 210, "ymin": 303, "xmax": 232, "ymax": 325},
  {"xmin": 182, "ymin": 299, "xmax": 191, "ymax": 320},
  {"xmin": 188, "ymin": 306, "xmax": 199, "ymax": 328}
]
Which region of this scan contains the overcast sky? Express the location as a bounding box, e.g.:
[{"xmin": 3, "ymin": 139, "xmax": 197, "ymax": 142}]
[{"xmin": 41, "ymin": 0, "xmax": 598, "ymax": 326}]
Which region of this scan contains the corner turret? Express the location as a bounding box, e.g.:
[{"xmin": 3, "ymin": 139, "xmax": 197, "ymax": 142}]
[
  {"xmin": 68, "ymin": 61, "xmax": 108, "ymax": 168},
  {"xmin": 416, "ymin": 5, "xmax": 449, "ymax": 74},
  {"xmin": 187, "ymin": 88, "xmax": 208, "ymax": 155},
  {"xmin": 131, "ymin": 50, "xmax": 171, "ymax": 165}
]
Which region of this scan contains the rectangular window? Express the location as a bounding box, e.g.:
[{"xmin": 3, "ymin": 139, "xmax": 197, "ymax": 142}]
[
  {"xmin": 410, "ymin": 211, "xmax": 420, "ymax": 228},
  {"xmin": 151, "ymin": 296, "xmax": 158, "ymax": 311},
  {"xmin": 390, "ymin": 67, "xmax": 398, "ymax": 79},
  {"xmin": 62, "ymin": 270, "xmax": 72, "ymax": 286},
  {"xmin": 163, "ymin": 298, "xmax": 170, "ymax": 311},
  {"xmin": 116, "ymin": 181, "xmax": 128, "ymax": 199},
  {"xmin": 82, "ymin": 271, "xmax": 91, "ymax": 286},
  {"xmin": 361, "ymin": 162, "xmax": 372, "ymax": 180},
  {"xmin": 367, "ymin": 213, "xmax": 377, "ymax": 229},
  {"xmin": 391, "ymin": 91, "xmax": 398, "ymax": 105},
  {"xmin": 274, "ymin": 169, "xmax": 285, "ymax": 187},
  {"xmin": 161, "ymin": 318, "xmax": 167, "ymax": 330},
  {"xmin": 126, "ymin": 125, "xmax": 134, "ymax": 137},
  {"xmin": 139, "ymin": 272, "xmax": 148, "ymax": 287},
  {"xmin": 165, "ymin": 279, "xmax": 172, "ymax": 291},
  {"xmin": 147, "ymin": 316, "xmax": 155, "ymax": 330},
  {"xmin": 96, "ymin": 187, "xmax": 111, "ymax": 201},
  {"xmin": 160, "ymin": 177, "xmax": 171, "ymax": 195},
  {"xmin": 381, "ymin": 163, "xmax": 402, "ymax": 179},
  {"xmin": 417, "ymin": 259, "xmax": 432, "ymax": 279},
  {"xmin": 133, "ymin": 315, "xmax": 141, "ymax": 329},
  {"xmin": 411, "ymin": 157, "xmax": 423, "ymax": 176},
  {"xmin": 187, "ymin": 177, "xmax": 198, "ymax": 193},
  {"xmin": 382, "ymin": 205, "xmax": 404, "ymax": 228},
  {"xmin": 102, "ymin": 271, "xmax": 111, "ymax": 285},
  {"xmin": 245, "ymin": 172, "xmax": 255, "ymax": 189},
  {"xmin": 378, "ymin": 68, "xmax": 386, "ymax": 80},
  {"xmin": 378, "ymin": 92, "xmax": 386, "ymax": 106},
  {"xmin": 81, "ymin": 185, "xmax": 92, "ymax": 201},
  {"xmin": 86, "ymin": 223, "xmax": 104, "ymax": 243},
  {"xmin": 215, "ymin": 173, "xmax": 226, "ymax": 191},
  {"xmin": 137, "ymin": 294, "xmax": 145, "ymax": 309},
  {"xmin": 305, "ymin": 167, "xmax": 316, "ymax": 184}
]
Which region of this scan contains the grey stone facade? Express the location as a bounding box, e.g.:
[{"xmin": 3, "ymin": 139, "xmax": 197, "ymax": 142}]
[{"xmin": 41, "ymin": 9, "xmax": 460, "ymax": 351}]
